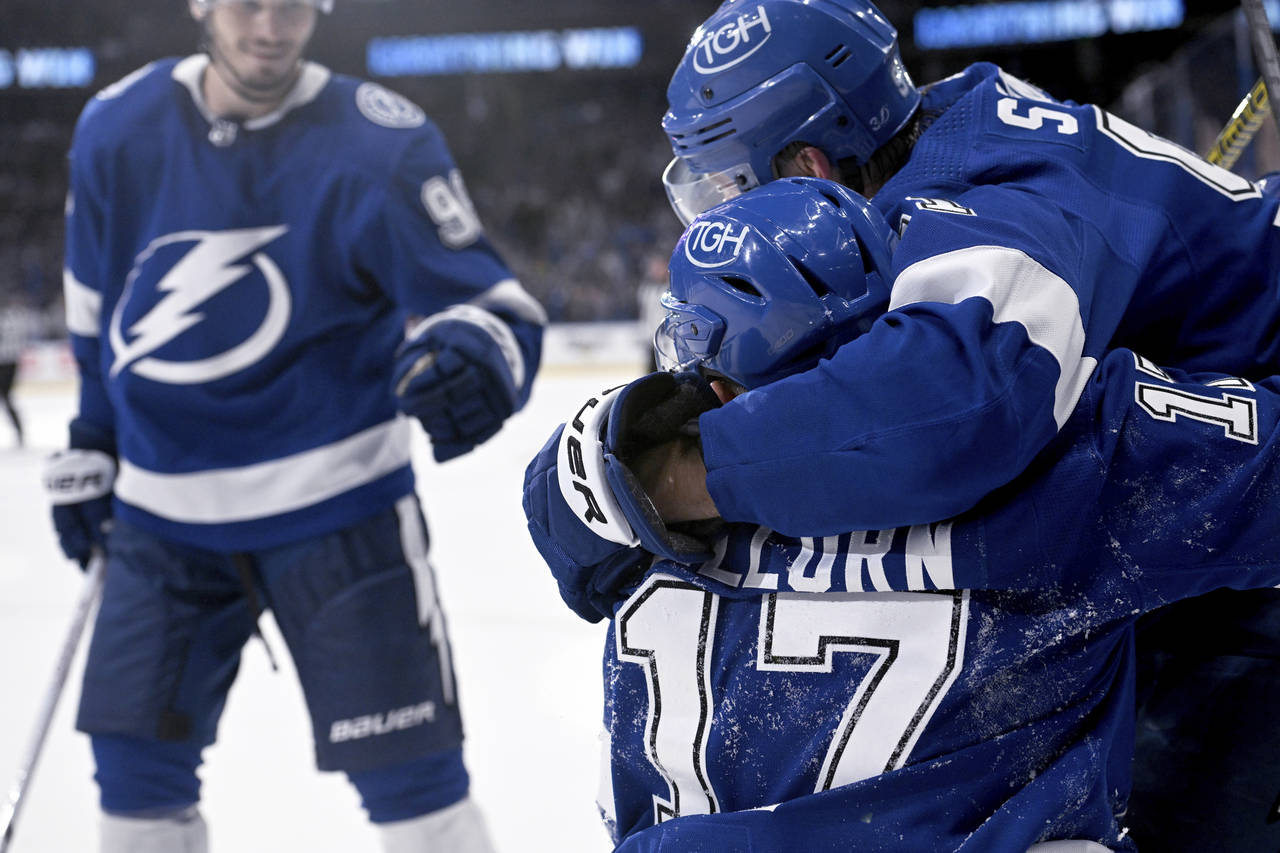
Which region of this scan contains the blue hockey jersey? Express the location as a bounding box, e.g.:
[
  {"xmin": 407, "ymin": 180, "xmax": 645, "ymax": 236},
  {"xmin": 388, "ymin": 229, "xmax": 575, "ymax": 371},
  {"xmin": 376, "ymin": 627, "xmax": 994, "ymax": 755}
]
[
  {"xmin": 600, "ymin": 348, "xmax": 1280, "ymax": 852},
  {"xmin": 700, "ymin": 63, "xmax": 1280, "ymax": 536},
  {"xmin": 63, "ymin": 56, "xmax": 545, "ymax": 550}
]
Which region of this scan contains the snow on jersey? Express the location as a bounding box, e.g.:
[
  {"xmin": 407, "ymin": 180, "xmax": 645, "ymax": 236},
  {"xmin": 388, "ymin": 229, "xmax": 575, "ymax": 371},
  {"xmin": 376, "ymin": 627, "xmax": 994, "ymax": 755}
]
[
  {"xmin": 600, "ymin": 349, "xmax": 1280, "ymax": 852},
  {"xmin": 700, "ymin": 63, "xmax": 1280, "ymax": 537},
  {"xmin": 62, "ymin": 56, "xmax": 545, "ymax": 550}
]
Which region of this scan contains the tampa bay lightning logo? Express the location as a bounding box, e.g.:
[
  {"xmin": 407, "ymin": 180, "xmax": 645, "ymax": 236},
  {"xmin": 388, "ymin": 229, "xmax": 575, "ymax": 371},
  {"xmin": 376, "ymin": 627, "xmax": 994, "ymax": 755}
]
[
  {"xmin": 691, "ymin": 5, "xmax": 773, "ymax": 75},
  {"xmin": 683, "ymin": 218, "xmax": 751, "ymax": 269},
  {"xmin": 356, "ymin": 83, "xmax": 426, "ymax": 129},
  {"xmin": 109, "ymin": 227, "xmax": 291, "ymax": 384}
]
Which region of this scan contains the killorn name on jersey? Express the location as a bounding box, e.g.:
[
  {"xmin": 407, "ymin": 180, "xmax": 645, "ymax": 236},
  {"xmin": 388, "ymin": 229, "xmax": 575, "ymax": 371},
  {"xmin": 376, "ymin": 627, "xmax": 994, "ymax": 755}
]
[{"xmin": 697, "ymin": 521, "xmax": 957, "ymax": 594}]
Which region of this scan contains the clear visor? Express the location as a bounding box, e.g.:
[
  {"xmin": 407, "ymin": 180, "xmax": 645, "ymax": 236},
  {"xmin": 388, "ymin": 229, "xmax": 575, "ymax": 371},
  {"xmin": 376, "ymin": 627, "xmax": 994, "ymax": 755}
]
[
  {"xmin": 653, "ymin": 315, "xmax": 692, "ymax": 374},
  {"xmin": 200, "ymin": 0, "xmax": 334, "ymax": 13},
  {"xmin": 652, "ymin": 293, "xmax": 725, "ymax": 373},
  {"xmin": 662, "ymin": 157, "xmax": 762, "ymax": 227}
]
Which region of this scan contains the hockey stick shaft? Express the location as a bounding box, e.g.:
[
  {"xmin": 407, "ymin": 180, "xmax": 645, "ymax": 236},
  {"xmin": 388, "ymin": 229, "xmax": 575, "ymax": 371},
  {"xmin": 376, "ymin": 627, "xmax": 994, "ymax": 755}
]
[
  {"xmin": 1209, "ymin": 0, "xmax": 1280, "ymax": 167},
  {"xmin": 1206, "ymin": 77, "xmax": 1270, "ymax": 168},
  {"xmin": 0, "ymin": 552, "xmax": 105, "ymax": 853},
  {"xmin": 1241, "ymin": 0, "xmax": 1280, "ymax": 136}
]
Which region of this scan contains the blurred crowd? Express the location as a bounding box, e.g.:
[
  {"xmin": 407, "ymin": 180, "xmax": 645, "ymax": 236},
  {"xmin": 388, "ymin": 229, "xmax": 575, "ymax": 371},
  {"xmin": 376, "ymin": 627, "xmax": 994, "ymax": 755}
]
[
  {"xmin": 418, "ymin": 72, "xmax": 687, "ymax": 323},
  {"xmin": 0, "ymin": 71, "xmax": 688, "ymax": 334},
  {"xmin": 0, "ymin": 121, "xmax": 68, "ymax": 339},
  {"xmin": 6, "ymin": 14, "xmax": 1270, "ymax": 342}
]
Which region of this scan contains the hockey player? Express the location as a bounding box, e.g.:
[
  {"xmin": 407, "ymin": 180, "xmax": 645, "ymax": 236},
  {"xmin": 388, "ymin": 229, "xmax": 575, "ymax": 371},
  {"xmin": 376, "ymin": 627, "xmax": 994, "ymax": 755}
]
[
  {"xmin": 651, "ymin": 2, "xmax": 1280, "ymax": 848},
  {"xmin": 524, "ymin": 178, "xmax": 1280, "ymax": 851},
  {"xmin": 0, "ymin": 296, "xmax": 38, "ymax": 448},
  {"xmin": 657, "ymin": 0, "xmax": 1280, "ymax": 538},
  {"xmin": 41, "ymin": 0, "xmax": 546, "ymax": 850}
]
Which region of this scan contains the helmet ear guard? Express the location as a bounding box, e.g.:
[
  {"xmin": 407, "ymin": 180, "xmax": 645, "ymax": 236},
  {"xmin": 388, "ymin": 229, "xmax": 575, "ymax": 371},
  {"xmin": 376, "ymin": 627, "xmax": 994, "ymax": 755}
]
[
  {"xmin": 657, "ymin": 177, "xmax": 896, "ymax": 390},
  {"xmin": 663, "ymin": 0, "xmax": 919, "ymax": 223}
]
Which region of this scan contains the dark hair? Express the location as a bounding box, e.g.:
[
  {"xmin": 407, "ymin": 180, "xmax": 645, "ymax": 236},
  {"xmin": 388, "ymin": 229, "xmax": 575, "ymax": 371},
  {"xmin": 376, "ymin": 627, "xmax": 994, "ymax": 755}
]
[{"xmin": 771, "ymin": 105, "xmax": 940, "ymax": 196}]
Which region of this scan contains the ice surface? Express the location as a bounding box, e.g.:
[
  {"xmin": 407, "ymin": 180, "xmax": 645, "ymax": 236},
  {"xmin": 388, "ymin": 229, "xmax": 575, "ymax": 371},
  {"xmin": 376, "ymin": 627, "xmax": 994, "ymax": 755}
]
[{"xmin": 0, "ymin": 364, "xmax": 640, "ymax": 852}]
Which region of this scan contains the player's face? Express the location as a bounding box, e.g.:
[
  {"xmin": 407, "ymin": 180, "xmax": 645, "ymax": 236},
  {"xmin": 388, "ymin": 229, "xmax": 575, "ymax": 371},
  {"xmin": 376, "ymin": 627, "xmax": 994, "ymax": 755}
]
[
  {"xmin": 196, "ymin": 0, "xmax": 319, "ymax": 106},
  {"xmin": 707, "ymin": 374, "xmax": 745, "ymax": 404}
]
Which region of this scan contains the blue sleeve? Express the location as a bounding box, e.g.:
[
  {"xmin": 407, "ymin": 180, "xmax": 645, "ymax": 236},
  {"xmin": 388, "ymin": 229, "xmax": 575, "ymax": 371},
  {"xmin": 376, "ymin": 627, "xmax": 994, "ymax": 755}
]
[
  {"xmin": 968, "ymin": 349, "xmax": 1280, "ymax": 598},
  {"xmin": 702, "ymin": 300, "xmax": 1063, "ymax": 535},
  {"xmin": 62, "ymin": 130, "xmax": 116, "ymax": 443},
  {"xmin": 701, "ymin": 186, "xmax": 1097, "ymax": 536},
  {"xmin": 687, "ymin": 350, "xmax": 1280, "ymax": 597},
  {"xmin": 1086, "ymin": 353, "xmax": 1280, "ymax": 604},
  {"xmin": 943, "ymin": 70, "xmax": 1280, "ymax": 378},
  {"xmin": 349, "ymin": 120, "xmax": 545, "ymax": 405}
]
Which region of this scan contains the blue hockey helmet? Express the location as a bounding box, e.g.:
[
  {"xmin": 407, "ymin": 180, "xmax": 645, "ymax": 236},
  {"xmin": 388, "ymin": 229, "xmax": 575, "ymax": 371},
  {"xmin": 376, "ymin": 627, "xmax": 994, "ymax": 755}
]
[
  {"xmin": 662, "ymin": 0, "xmax": 920, "ymax": 225},
  {"xmin": 656, "ymin": 177, "xmax": 895, "ymax": 389}
]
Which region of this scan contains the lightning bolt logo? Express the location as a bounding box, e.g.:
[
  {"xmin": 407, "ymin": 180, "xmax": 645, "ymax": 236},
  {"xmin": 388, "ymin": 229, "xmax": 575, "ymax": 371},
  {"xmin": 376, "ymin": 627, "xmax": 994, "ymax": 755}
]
[{"xmin": 110, "ymin": 226, "xmax": 291, "ymax": 385}]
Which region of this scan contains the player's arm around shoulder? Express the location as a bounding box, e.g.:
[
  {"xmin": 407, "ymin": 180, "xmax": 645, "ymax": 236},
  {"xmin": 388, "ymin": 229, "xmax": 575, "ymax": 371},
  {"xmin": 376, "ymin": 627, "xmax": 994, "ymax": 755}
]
[{"xmin": 699, "ymin": 174, "xmax": 1096, "ymax": 538}]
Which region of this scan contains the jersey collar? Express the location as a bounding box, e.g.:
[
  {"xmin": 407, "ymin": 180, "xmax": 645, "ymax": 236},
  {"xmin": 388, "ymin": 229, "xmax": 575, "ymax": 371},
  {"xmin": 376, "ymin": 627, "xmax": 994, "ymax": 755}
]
[{"xmin": 172, "ymin": 54, "xmax": 331, "ymax": 131}]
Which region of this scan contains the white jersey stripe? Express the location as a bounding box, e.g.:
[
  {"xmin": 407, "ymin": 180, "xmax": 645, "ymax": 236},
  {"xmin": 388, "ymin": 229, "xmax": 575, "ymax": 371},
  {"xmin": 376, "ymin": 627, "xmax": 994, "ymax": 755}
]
[
  {"xmin": 1092, "ymin": 106, "xmax": 1260, "ymax": 202},
  {"xmin": 63, "ymin": 268, "xmax": 101, "ymax": 337},
  {"xmin": 395, "ymin": 494, "xmax": 456, "ymax": 704},
  {"xmin": 115, "ymin": 417, "xmax": 412, "ymax": 524},
  {"xmin": 406, "ymin": 302, "xmax": 526, "ymax": 389},
  {"xmin": 889, "ymin": 245, "xmax": 1097, "ymax": 428},
  {"xmin": 474, "ymin": 277, "xmax": 549, "ymax": 326}
]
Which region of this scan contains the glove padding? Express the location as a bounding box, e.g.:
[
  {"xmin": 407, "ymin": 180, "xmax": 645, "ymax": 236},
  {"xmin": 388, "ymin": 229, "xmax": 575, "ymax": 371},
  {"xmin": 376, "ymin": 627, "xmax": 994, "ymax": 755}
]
[
  {"xmin": 45, "ymin": 419, "xmax": 116, "ymax": 568},
  {"xmin": 521, "ymin": 372, "xmax": 721, "ymax": 621},
  {"xmin": 524, "ymin": 423, "xmax": 651, "ymax": 622},
  {"xmin": 601, "ymin": 370, "xmax": 723, "ymax": 559},
  {"xmin": 393, "ymin": 310, "xmax": 521, "ymax": 463}
]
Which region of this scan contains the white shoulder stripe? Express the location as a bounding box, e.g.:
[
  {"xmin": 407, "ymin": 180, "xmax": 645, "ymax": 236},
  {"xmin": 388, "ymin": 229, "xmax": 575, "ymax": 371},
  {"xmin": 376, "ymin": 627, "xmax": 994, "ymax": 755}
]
[
  {"xmin": 1093, "ymin": 106, "xmax": 1260, "ymax": 201},
  {"xmin": 63, "ymin": 268, "xmax": 101, "ymax": 337},
  {"xmin": 995, "ymin": 69, "xmax": 1051, "ymax": 102},
  {"xmin": 115, "ymin": 418, "xmax": 412, "ymax": 524},
  {"xmin": 408, "ymin": 300, "xmax": 527, "ymax": 388},
  {"xmin": 889, "ymin": 245, "xmax": 1097, "ymax": 428},
  {"xmin": 473, "ymin": 278, "xmax": 548, "ymax": 326}
]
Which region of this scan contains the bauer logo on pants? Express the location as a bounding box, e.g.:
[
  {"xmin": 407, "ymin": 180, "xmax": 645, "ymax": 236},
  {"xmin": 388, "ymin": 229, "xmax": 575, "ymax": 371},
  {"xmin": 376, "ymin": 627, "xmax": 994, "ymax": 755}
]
[{"xmin": 329, "ymin": 701, "xmax": 437, "ymax": 743}]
